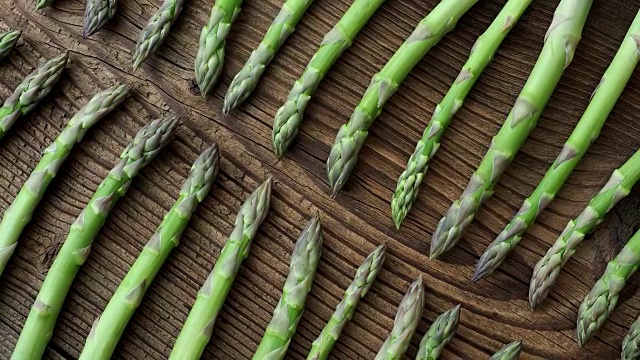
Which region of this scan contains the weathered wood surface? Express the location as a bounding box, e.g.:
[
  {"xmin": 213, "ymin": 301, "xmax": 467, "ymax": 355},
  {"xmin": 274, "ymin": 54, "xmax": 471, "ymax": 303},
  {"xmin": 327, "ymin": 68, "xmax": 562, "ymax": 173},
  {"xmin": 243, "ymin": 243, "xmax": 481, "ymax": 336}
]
[{"xmin": 1, "ymin": 0, "xmax": 639, "ymax": 358}]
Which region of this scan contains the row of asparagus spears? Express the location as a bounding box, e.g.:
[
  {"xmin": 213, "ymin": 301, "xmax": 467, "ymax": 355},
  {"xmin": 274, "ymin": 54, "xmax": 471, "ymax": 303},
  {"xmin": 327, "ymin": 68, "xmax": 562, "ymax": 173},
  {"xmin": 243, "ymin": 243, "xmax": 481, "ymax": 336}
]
[
  {"xmin": 0, "ymin": 49, "xmax": 480, "ymax": 357},
  {"xmin": 0, "ymin": 92, "xmax": 475, "ymax": 359},
  {"xmin": 0, "ymin": 11, "xmax": 521, "ymax": 359},
  {"xmin": 36, "ymin": 0, "xmax": 187, "ymax": 71},
  {"xmin": 214, "ymin": 0, "xmax": 640, "ymax": 352},
  {"xmin": 16, "ymin": 0, "xmax": 640, "ymax": 355},
  {"xmin": 205, "ymin": 0, "xmax": 640, "ymax": 352}
]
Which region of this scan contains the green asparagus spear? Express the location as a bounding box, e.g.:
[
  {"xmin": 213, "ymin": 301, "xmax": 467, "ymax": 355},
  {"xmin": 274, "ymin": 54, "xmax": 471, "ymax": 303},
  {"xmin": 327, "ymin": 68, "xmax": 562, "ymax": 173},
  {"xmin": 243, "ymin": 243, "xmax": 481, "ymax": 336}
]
[
  {"xmin": 474, "ymin": 11, "xmax": 640, "ymax": 281},
  {"xmin": 529, "ymin": 150, "xmax": 640, "ymax": 309},
  {"xmin": 0, "ymin": 84, "xmax": 130, "ymax": 278},
  {"xmin": 170, "ymin": 178, "xmax": 272, "ymax": 360},
  {"xmin": 83, "ymin": 0, "xmax": 118, "ymax": 37},
  {"xmin": 0, "ymin": 30, "xmax": 20, "ymax": 60},
  {"xmin": 0, "ymin": 52, "xmax": 68, "ymax": 139},
  {"xmin": 132, "ymin": 0, "xmax": 186, "ymax": 70},
  {"xmin": 576, "ymin": 229, "xmax": 640, "ymax": 346},
  {"xmin": 491, "ymin": 341, "xmax": 522, "ymax": 360},
  {"xmin": 223, "ymin": 0, "xmax": 315, "ymax": 114},
  {"xmin": 36, "ymin": 0, "xmax": 53, "ymax": 10},
  {"xmin": 391, "ymin": 0, "xmax": 532, "ymax": 229},
  {"xmin": 375, "ymin": 276, "xmax": 425, "ymax": 360},
  {"xmin": 195, "ymin": 0, "xmax": 244, "ymax": 96},
  {"xmin": 326, "ymin": 0, "xmax": 478, "ymax": 196},
  {"xmin": 12, "ymin": 116, "xmax": 178, "ymax": 360},
  {"xmin": 306, "ymin": 244, "xmax": 386, "ymax": 360},
  {"xmin": 253, "ymin": 215, "xmax": 323, "ymax": 359},
  {"xmin": 430, "ymin": 0, "xmax": 592, "ymax": 259},
  {"xmin": 623, "ymin": 316, "xmax": 640, "ymax": 360},
  {"xmin": 271, "ymin": 0, "xmax": 385, "ymax": 159},
  {"xmin": 416, "ymin": 305, "xmax": 461, "ymax": 360},
  {"xmin": 79, "ymin": 146, "xmax": 219, "ymax": 360}
]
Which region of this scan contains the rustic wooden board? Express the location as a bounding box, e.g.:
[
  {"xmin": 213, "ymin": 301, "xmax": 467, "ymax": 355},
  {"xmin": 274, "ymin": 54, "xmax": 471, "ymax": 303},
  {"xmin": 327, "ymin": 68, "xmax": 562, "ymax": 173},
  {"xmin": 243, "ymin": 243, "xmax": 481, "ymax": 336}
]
[{"xmin": 1, "ymin": 0, "xmax": 639, "ymax": 358}]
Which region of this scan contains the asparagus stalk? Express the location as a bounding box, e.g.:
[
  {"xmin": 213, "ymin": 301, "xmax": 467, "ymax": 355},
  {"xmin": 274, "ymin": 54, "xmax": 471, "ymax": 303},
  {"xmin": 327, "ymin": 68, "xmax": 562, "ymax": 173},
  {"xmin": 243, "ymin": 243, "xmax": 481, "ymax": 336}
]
[
  {"xmin": 391, "ymin": 0, "xmax": 532, "ymax": 229},
  {"xmin": 430, "ymin": 0, "xmax": 592, "ymax": 259},
  {"xmin": 170, "ymin": 178, "xmax": 272, "ymax": 360},
  {"xmin": 576, "ymin": 229, "xmax": 640, "ymax": 346},
  {"xmin": 375, "ymin": 276, "xmax": 425, "ymax": 360},
  {"xmin": 0, "ymin": 84, "xmax": 130, "ymax": 277},
  {"xmin": 195, "ymin": 0, "xmax": 244, "ymax": 96},
  {"xmin": 36, "ymin": 0, "xmax": 53, "ymax": 10},
  {"xmin": 490, "ymin": 341, "xmax": 522, "ymax": 360},
  {"xmin": 132, "ymin": 0, "xmax": 186, "ymax": 70},
  {"xmin": 253, "ymin": 215, "xmax": 323, "ymax": 359},
  {"xmin": 79, "ymin": 146, "xmax": 219, "ymax": 360},
  {"xmin": 0, "ymin": 30, "xmax": 20, "ymax": 60},
  {"xmin": 529, "ymin": 149, "xmax": 640, "ymax": 309},
  {"xmin": 272, "ymin": 0, "xmax": 385, "ymax": 158},
  {"xmin": 223, "ymin": 0, "xmax": 315, "ymax": 114},
  {"xmin": 416, "ymin": 305, "xmax": 461, "ymax": 360},
  {"xmin": 623, "ymin": 316, "xmax": 640, "ymax": 360},
  {"xmin": 0, "ymin": 52, "xmax": 68, "ymax": 139},
  {"xmin": 306, "ymin": 244, "xmax": 386, "ymax": 360},
  {"xmin": 83, "ymin": 0, "xmax": 118, "ymax": 37},
  {"xmin": 12, "ymin": 116, "xmax": 178, "ymax": 359},
  {"xmin": 326, "ymin": 0, "xmax": 478, "ymax": 196},
  {"xmin": 474, "ymin": 11, "xmax": 640, "ymax": 281}
]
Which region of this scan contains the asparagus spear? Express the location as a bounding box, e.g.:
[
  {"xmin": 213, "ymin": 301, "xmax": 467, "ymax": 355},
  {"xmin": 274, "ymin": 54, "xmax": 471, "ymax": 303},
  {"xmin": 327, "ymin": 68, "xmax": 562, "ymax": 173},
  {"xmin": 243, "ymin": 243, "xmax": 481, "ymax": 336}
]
[
  {"xmin": 375, "ymin": 276, "xmax": 425, "ymax": 360},
  {"xmin": 253, "ymin": 215, "xmax": 323, "ymax": 359},
  {"xmin": 490, "ymin": 341, "xmax": 522, "ymax": 360},
  {"xmin": 474, "ymin": 11, "xmax": 640, "ymax": 281},
  {"xmin": 576, "ymin": 229, "xmax": 640, "ymax": 346},
  {"xmin": 326, "ymin": 0, "xmax": 478, "ymax": 196},
  {"xmin": 306, "ymin": 244, "xmax": 386, "ymax": 360},
  {"xmin": 36, "ymin": 0, "xmax": 53, "ymax": 10},
  {"xmin": 79, "ymin": 146, "xmax": 219, "ymax": 360},
  {"xmin": 223, "ymin": 0, "xmax": 315, "ymax": 114},
  {"xmin": 170, "ymin": 178, "xmax": 272, "ymax": 360},
  {"xmin": 0, "ymin": 52, "xmax": 68, "ymax": 139},
  {"xmin": 0, "ymin": 84, "xmax": 130, "ymax": 277},
  {"xmin": 272, "ymin": 0, "xmax": 385, "ymax": 159},
  {"xmin": 391, "ymin": 0, "xmax": 532, "ymax": 229},
  {"xmin": 132, "ymin": 0, "xmax": 186, "ymax": 70},
  {"xmin": 195, "ymin": 0, "xmax": 244, "ymax": 96},
  {"xmin": 623, "ymin": 316, "xmax": 640, "ymax": 360},
  {"xmin": 529, "ymin": 149, "xmax": 640, "ymax": 309},
  {"xmin": 430, "ymin": 0, "xmax": 592, "ymax": 259},
  {"xmin": 0, "ymin": 30, "xmax": 20, "ymax": 60},
  {"xmin": 12, "ymin": 116, "xmax": 178, "ymax": 359},
  {"xmin": 83, "ymin": 0, "xmax": 118, "ymax": 37},
  {"xmin": 416, "ymin": 305, "xmax": 461, "ymax": 360}
]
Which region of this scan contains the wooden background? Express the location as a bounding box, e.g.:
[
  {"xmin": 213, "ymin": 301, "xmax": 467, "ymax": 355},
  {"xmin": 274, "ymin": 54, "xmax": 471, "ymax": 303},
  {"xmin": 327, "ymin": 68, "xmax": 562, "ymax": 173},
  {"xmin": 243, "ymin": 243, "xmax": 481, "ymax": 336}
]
[{"xmin": 1, "ymin": 0, "xmax": 639, "ymax": 358}]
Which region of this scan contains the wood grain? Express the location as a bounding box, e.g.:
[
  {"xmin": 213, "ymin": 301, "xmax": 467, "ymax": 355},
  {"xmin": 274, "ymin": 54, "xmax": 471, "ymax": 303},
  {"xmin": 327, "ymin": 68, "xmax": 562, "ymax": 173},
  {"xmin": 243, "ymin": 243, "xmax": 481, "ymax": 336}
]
[{"xmin": 0, "ymin": 0, "xmax": 639, "ymax": 359}]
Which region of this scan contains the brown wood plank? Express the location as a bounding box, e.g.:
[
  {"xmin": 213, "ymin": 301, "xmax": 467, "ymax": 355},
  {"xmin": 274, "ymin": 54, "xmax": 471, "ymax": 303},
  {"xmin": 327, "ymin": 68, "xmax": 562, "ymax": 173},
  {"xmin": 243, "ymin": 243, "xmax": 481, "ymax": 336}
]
[{"xmin": 1, "ymin": 0, "xmax": 640, "ymax": 359}]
